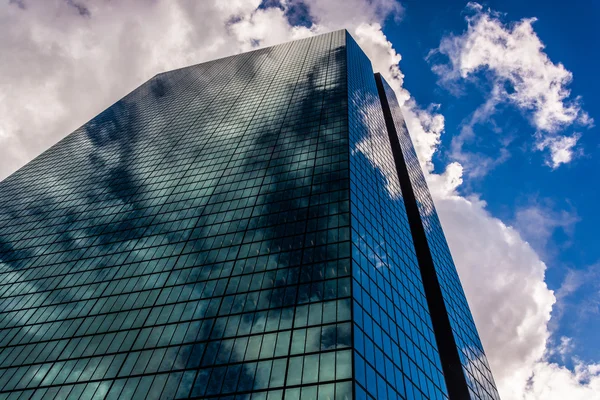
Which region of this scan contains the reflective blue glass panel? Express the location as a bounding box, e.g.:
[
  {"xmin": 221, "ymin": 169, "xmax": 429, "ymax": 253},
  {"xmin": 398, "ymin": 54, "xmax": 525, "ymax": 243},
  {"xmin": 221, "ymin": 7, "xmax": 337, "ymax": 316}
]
[
  {"xmin": 376, "ymin": 75, "xmax": 500, "ymax": 400},
  {"xmin": 346, "ymin": 33, "xmax": 448, "ymax": 400}
]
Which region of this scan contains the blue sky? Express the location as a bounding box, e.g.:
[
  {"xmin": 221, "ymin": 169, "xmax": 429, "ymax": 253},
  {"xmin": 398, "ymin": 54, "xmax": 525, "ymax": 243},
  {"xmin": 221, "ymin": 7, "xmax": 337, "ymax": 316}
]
[
  {"xmin": 384, "ymin": 0, "xmax": 600, "ymax": 365},
  {"xmin": 0, "ymin": 0, "xmax": 598, "ymax": 398}
]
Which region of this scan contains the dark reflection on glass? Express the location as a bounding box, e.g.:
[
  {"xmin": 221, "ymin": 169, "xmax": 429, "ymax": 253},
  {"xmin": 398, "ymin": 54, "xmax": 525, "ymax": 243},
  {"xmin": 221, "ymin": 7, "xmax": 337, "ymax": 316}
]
[{"xmin": 0, "ymin": 30, "xmax": 352, "ymax": 399}]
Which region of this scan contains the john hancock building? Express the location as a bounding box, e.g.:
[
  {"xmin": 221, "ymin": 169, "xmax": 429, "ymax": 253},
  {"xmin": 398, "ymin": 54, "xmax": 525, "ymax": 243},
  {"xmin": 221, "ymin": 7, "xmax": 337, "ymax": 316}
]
[{"xmin": 0, "ymin": 30, "xmax": 500, "ymax": 400}]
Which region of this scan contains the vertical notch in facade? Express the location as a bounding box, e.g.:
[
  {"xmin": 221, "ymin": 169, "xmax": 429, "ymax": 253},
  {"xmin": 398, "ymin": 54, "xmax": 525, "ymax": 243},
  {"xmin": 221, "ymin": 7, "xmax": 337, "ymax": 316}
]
[{"xmin": 374, "ymin": 73, "xmax": 471, "ymax": 400}]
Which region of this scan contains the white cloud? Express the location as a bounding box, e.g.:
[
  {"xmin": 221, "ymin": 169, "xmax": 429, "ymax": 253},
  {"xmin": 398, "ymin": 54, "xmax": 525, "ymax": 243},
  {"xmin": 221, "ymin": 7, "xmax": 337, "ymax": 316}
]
[
  {"xmin": 0, "ymin": 1, "xmax": 598, "ymax": 400},
  {"xmin": 0, "ymin": 0, "xmax": 318, "ymax": 180},
  {"xmin": 402, "ymin": 100, "xmax": 445, "ymax": 172},
  {"xmin": 352, "ymin": 22, "xmax": 407, "ymax": 100},
  {"xmin": 430, "ymin": 2, "xmax": 592, "ymax": 171},
  {"xmin": 536, "ymin": 133, "xmax": 582, "ymax": 169},
  {"xmin": 433, "ymin": 191, "xmax": 554, "ymax": 399},
  {"xmin": 429, "ymin": 169, "xmax": 598, "ymax": 400},
  {"xmin": 523, "ymin": 360, "xmax": 600, "ymax": 400}
]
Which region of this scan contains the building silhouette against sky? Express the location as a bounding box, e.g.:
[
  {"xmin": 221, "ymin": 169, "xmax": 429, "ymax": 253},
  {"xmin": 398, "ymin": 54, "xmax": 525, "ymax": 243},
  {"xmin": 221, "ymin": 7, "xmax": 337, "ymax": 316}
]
[{"xmin": 0, "ymin": 30, "xmax": 499, "ymax": 399}]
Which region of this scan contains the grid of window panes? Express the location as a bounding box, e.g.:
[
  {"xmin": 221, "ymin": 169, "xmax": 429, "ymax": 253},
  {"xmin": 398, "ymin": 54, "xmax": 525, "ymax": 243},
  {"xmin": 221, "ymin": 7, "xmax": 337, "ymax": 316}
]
[
  {"xmin": 0, "ymin": 30, "xmax": 353, "ymax": 400},
  {"xmin": 377, "ymin": 77, "xmax": 500, "ymax": 400},
  {"xmin": 346, "ymin": 33, "xmax": 448, "ymax": 400}
]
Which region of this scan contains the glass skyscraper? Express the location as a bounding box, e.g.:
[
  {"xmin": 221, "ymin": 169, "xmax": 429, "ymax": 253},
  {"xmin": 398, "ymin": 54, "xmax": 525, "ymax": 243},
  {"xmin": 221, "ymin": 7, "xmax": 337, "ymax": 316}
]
[{"xmin": 0, "ymin": 30, "xmax": 499, "ymax": 399}]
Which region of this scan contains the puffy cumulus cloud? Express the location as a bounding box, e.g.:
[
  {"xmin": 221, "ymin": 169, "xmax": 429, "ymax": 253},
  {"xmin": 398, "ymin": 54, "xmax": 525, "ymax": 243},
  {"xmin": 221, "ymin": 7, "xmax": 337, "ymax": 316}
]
[
  {"xmin": 227, "ymin": 6, "xmax": 316, "ymax": 50},
  {"xmin": 402, "ymin": 100, "xmax": 445, "ymax": 172},
  {"xmin": 433, "ymin": 190, "xmax": 555, "ymax": 398},
  {"xmin": 430, "ymin": 2, "xmax": 592, "ymax": 171},
  {"xmin": 0, "ymin": 0, "xmax": 315, "ymax": 179},
  {"xmin": 426, "ymin": 161, "xmax": 463, "ymax": 198},
  {"xmin": 1, "ymin": 1, "xmax": 598, "ymax": 399},
  {"xmin": 435, "ymin": 4, "xmax": 583, "ymax": 132},
  {"xmin": 429, "ymin": 171, "xmax": 598, "ymax": 400},
  {"xmin": 523, "ymin": 360, "xmax": 600, "ymax": 400},
  {"xmin": 352, "ymin": 22, "xmax": 406, "ymax": 99},
  {"xmin": 422, "ymin": 112, "xmax": 598, "ymax": 400}
]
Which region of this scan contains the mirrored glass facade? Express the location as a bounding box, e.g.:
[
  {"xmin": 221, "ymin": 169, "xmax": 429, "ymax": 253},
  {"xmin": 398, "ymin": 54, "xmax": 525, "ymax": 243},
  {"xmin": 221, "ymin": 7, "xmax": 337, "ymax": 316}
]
[
  {"xmin": 374, "ymin": 75, "xmax": 500, "ymax": 400},
  {"xmin": 346, "ymin": 38, "xmax": 448, "ymax": 400},
  {"xmin": 0, "ymin": 30, "xmax": 498, "ymax": 399}
]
